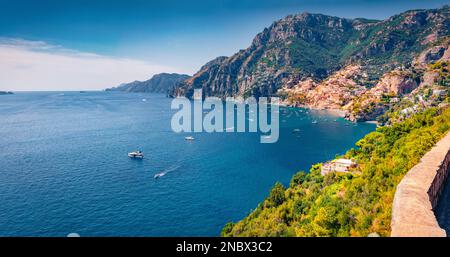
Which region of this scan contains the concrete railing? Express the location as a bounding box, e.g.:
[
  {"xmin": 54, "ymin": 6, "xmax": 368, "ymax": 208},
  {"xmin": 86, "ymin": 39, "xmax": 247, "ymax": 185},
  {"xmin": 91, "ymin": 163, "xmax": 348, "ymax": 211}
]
[{"xmin": 391, "ymin": 131, "xmax": 450, "ymax": 237}]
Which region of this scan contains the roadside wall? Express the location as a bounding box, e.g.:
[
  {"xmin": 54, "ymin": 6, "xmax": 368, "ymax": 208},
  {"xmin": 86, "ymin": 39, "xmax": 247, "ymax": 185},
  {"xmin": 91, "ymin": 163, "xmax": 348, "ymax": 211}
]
[{"xmin": 391, "ymin": 132, "xmax": 450, "ymax": 237}]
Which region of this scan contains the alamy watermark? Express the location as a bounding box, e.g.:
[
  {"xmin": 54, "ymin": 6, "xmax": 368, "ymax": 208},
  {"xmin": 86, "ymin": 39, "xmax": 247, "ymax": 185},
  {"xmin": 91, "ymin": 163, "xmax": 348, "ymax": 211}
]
[{"xmin": 171, "ymin": 89, "xmax": 279, "ymax": 143}]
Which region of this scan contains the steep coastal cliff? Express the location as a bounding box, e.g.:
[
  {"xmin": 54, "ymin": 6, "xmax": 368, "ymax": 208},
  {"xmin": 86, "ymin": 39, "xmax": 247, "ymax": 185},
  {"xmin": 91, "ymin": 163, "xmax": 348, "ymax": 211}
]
[{"xmin": 172, "ymin": 6, "xmax": 449, "ymax": 122}]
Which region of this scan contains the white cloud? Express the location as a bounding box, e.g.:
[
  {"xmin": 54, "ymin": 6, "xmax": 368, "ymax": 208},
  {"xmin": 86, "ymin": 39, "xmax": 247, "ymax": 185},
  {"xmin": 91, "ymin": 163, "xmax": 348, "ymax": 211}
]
[{"xmin": 0, "ymin": 38, "xmax": 179, "ymax": 91}]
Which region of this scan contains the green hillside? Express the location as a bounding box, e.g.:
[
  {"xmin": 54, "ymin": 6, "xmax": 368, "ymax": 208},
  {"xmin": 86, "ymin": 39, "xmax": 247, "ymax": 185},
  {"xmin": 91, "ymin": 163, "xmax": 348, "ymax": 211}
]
[{"xmin": 222, "ymin": 106, "xmax": 450, "ymax": 237}]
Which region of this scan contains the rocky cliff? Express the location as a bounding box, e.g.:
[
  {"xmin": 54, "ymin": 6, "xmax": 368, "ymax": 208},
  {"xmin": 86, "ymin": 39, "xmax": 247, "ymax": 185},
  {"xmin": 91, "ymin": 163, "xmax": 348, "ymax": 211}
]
[{"xmin": 171, "ymin": 6, "xmax": 449, "ymax": 121}]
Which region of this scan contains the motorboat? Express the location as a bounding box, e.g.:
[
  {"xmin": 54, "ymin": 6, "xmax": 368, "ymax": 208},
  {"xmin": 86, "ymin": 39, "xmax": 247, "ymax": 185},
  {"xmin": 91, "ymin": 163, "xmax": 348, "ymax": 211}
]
[
  {"xmin": 154, "ymin": 172, "xmax": 165, "ymax": 179},
  {"xmin": 128, "ymin": 151, "xmax": 144, "ymax": 158},
  {"xmin": 185, "ymin": 136, "xmax": 195, "ymax": 141}
]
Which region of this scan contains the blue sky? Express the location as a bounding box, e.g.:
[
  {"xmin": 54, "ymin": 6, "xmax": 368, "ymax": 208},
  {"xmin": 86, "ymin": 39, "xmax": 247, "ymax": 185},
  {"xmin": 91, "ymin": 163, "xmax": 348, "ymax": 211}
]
[{"xmin": 0, "ymin": 0, "xmax": 448, "ymax": 90}]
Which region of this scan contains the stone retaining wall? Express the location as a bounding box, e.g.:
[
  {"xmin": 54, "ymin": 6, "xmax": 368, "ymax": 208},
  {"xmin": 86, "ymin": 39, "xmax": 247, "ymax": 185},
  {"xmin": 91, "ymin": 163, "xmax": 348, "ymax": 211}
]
[{"xmin": 391, "ymin": 131, "xmax": 450, "ymax": 237}]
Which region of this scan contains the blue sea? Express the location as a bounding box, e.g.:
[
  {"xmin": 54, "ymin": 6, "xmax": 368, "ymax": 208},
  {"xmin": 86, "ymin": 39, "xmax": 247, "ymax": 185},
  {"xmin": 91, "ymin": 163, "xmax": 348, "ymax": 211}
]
[{"xmin": 0, "ymin": 92, "xmax": 375, "ymax": 236}]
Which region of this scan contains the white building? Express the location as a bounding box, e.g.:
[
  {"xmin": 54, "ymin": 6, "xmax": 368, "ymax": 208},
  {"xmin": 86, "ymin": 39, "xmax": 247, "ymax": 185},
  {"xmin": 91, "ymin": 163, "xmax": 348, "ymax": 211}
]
[
  {"xmin": 390, "ymin": 97, "xmax": 400, "ymax": 103},
  {"xmin": 321, "ymin": 158, "xmax": 357, "ymax": 176},
  {"xmin": 433, "ymin": 89, "xmax": 446, "ymax": 97}
]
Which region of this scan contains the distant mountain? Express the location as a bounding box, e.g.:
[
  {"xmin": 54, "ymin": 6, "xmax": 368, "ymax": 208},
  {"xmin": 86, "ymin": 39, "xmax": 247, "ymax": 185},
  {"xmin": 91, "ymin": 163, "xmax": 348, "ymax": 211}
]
[
  {"xmin": 0, "ymin": 91, "xmax": 13, "ymax": 95},
  {"xmin": 106, "ymin": 73, "xmax": 191, "ymax": 93}
]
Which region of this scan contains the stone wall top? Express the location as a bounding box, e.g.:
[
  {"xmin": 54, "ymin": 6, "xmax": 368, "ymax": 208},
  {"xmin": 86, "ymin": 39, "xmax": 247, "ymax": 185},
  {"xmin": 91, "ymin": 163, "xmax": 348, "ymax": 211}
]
[{"xmin": 391, "ymin": 131, "xmax": 450, "ymax": 237}]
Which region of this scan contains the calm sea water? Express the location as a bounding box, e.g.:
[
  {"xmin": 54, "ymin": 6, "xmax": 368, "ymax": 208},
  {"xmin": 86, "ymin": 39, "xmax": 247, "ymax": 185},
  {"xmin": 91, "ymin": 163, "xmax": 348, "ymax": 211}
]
[{"xmin": 0, "ymin": 92, "xmax": 375, "ymax": 236}]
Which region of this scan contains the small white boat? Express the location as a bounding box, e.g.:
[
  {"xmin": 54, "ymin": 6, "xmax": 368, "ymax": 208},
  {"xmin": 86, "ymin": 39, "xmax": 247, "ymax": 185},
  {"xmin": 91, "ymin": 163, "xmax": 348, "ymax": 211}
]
[
  {"xmin": 185, "ymin": 136, "xmax": 195, "ymax": 141},
  {"xmin": 154, "ymin": 172, "xmax": 165, "ymax": 179},
  {"xmin": 312, "ymin": 120, "xmax": 318, "ymax": 124},
  {"xmin": 128, "ymin": 151, "xmax": 144, "ymax": 158}
]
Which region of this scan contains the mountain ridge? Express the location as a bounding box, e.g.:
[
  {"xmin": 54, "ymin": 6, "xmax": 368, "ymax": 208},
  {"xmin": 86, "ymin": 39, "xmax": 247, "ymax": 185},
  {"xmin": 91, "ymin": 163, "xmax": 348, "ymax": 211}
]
[
  {"xmin": 106, "ymin": 73, "xmax": 191, "ymax": 94},
  {"xmin": 170, "ymin": 6, "xmax": 449, "ymax": 121}
]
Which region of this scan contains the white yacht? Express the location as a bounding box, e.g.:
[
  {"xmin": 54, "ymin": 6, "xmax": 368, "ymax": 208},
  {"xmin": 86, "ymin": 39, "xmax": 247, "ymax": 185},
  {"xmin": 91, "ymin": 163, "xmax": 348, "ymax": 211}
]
[{"xmin": 128, "ymin": 151, "xmax": 144, "ymax": 158}]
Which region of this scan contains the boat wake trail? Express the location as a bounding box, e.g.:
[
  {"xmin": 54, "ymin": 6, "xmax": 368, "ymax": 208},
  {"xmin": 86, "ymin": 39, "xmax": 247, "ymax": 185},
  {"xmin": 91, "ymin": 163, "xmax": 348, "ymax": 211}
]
[{"xmin": 154, "ymin": 164, "xmax": 181, "ymax": 179}]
